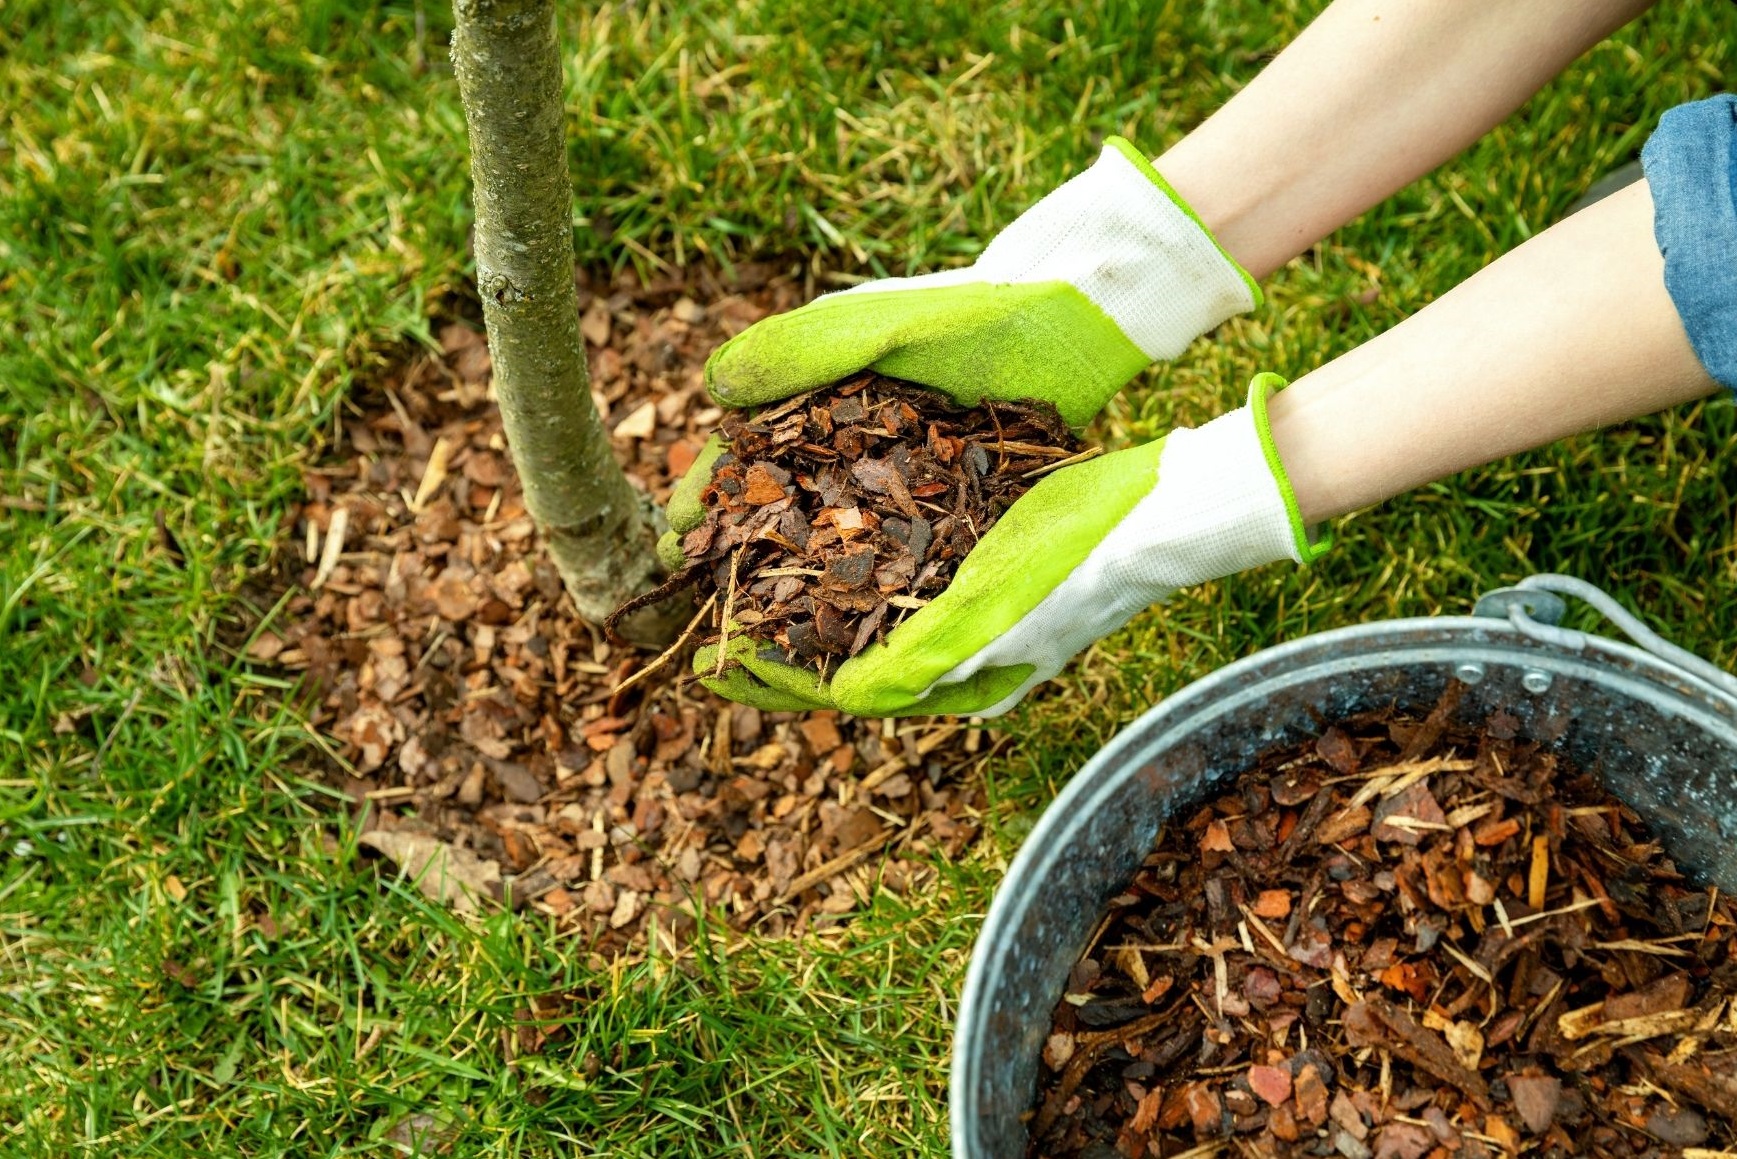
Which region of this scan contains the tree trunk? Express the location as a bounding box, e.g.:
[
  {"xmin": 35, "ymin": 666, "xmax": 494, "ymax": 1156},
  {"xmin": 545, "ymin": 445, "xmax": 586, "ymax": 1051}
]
[{"xmin": 449, "ymin": 0, "xmax": 681, "ymax": 643}]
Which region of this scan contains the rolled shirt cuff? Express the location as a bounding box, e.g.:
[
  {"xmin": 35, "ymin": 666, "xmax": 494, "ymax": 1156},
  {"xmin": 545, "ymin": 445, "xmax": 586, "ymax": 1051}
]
[{"xmin": 1641, "ymin": 94, "xmax": 1737, "ymax": 394}]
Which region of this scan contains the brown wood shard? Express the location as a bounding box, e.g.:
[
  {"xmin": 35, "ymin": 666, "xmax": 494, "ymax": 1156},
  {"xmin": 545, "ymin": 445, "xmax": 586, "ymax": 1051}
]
[
  {"xmin": 1630, "ymin": 1050, "xmax": 1737, "ymax": 1120},
  {"xmin": 1344, "ymin": 996, "xmax": 1492, "ymax": 1108}
]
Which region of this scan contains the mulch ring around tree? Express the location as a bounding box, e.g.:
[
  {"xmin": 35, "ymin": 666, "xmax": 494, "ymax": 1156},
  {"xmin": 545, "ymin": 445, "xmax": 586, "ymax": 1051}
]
[
  {"xmin": 249, "ymin": 265, "xmax": 995, "ymax": 962},
  {"xmin": 1030, "ymin": 689, "xmax": 1737, "ymax": 1158}
]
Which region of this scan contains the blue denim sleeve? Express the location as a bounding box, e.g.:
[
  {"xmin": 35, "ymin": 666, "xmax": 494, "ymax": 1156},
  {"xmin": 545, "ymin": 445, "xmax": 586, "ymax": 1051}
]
[{"xmin": 1641, "ymin": 94, "xmax": 1737, "ymax": 395}]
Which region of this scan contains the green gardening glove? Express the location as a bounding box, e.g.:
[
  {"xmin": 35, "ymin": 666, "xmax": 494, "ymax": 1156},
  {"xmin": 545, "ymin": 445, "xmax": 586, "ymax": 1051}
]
[
  {"xmin": 689, "ymin": 377, "xmax": 1330, "ymax": 718},
  {"xmin": 707, "ymin": 136, "xmax": 1258, "ymax": 430}
]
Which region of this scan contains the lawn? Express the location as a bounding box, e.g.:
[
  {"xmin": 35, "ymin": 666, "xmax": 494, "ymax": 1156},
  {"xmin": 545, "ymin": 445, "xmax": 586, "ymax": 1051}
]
[{"xmin": 3, "ymin": 1, "xmax": 1736, "ymax": 1155}]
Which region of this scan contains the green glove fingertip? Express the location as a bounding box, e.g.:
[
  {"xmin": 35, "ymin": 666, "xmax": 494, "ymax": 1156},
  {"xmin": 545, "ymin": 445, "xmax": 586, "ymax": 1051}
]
[
  {"xmin": 666, "ymin": 434, "xmax": 727, "ymax": 535},
  {"xmin": 833, "ymin": 659, "xmax": 1034, "ymax": 719},
  {"xmin": 694, "ymin": 630, "xmax": 834, "ymax": 711},
  {"xmin": 656, "ymin": 529, "xmax": 686, "ymax": 573},
  {"xmin": 735, "ymin": 645, "xmax": 834, "ymax": 710},
  {"xmin": 696, "ymin": 664, "xmax": 822, "ymax": 713}
]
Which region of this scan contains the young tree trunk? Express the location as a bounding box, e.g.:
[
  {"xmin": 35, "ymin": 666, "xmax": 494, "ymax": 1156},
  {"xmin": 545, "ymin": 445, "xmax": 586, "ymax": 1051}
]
[{"xmin": 450, "ymin": 0, "xmax": 681, "ymax": 643}]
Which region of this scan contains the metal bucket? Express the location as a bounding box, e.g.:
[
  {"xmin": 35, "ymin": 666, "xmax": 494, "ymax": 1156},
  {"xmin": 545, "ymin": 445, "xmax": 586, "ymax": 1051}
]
[{"xmin": 950, "ymin": 575, "xmax": 1737, "ymax": 1158}]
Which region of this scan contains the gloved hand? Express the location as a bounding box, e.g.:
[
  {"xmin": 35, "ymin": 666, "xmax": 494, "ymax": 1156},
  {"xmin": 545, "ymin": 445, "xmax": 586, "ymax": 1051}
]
[
  {"xmin": 684, "ymin": 375, "xmax": 1330, "ymax": 718},
  {"xmin": 704, "ymin": 136, "xmax": 1260, "ymax": 430}
]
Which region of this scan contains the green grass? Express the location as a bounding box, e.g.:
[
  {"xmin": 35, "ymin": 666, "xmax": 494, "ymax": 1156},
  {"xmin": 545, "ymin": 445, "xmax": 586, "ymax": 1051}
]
[{"xmin": 4, "ymin": 0, "xmax": 1736, "ymax": 1154}]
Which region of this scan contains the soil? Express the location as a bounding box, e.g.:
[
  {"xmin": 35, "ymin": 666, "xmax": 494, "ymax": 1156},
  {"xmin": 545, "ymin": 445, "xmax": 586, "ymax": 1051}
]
[
  {"xmin": 1028, "ymin": 690, "xmax": 1737, "ymax": 1158},
  {"xmin": 254, "ymin": 265, "xmax": 992, "ymax": 961},
  {"xmin": 662, "ymin": 374, "xmax": 1083, "ymax": 673}
]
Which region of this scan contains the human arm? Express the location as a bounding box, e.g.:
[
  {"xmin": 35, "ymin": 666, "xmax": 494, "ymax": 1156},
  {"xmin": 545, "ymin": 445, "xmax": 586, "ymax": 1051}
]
[
  {"xmin": 1158, "ymin": 0, "xmax": 1658, "ymax": 278},
  {"xmin": 1269, "ymin": 178, "xmax": 1717, "ymax": 523}
]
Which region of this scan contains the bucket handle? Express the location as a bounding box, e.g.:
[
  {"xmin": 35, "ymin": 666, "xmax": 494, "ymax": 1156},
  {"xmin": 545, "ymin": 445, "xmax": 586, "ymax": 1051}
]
[{"xmin": 1474, "ymin": 573, "xmax": 1737, "ymax": 701}]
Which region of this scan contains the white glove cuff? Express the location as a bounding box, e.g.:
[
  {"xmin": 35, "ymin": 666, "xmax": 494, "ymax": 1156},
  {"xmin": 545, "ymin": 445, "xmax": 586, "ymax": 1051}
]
[
  {"xmin": 1117, "ymin": 390, "xmax": 1310, "ymax": 590},
  {"xmin": 842, "ymin": 138, "xmax": 1259, "ymax": 359},
  {"xmin": 979, "ymin": 137, "xmax": 1260, "ymax": 361}
]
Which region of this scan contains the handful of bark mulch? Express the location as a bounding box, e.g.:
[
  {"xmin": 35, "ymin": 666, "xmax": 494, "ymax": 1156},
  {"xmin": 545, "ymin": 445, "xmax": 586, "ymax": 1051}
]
[
  {"xmin": 1030, "ymin": 691, "xmax": 1737, "ymax": 1158},
  {"xmin": 666, "ymin": 374, "xmax": 1084, "ymax": 673}
]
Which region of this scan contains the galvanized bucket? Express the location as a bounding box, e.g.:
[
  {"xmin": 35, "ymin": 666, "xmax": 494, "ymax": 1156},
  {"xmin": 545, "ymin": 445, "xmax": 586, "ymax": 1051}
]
[{"xmin": 950, "ymin": 574, "xmax": 1737, "ymax": 1158}]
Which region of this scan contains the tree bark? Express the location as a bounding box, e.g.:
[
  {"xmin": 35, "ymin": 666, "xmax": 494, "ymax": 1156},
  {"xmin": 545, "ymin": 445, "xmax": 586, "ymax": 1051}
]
[{"xmin": 449, "ymin": 0, "xmax": 681, "ymax": 642}]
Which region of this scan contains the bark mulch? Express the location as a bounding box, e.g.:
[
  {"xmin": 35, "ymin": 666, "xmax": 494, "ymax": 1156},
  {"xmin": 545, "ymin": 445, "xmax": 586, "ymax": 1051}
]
[
  {"xmin": 1029, "ymin": 691, "xmax": 1737, "ymax": 1159},
  {"xmin": 255, "ymin": 266, "xmax": 993, "ymax": 961},
  {"xmin": 660, "ymin": 374, "xmax": 1083, "ymax": 673}
]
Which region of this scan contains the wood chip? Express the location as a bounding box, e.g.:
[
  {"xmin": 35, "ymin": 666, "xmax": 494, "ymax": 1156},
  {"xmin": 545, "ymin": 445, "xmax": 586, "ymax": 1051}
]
[
  {"xmin": 1528, "ymin": 834, "xmax": 1550, "ymax": 910},
  {"xmin": 410, "ymin": 436, "xmax": 452, "ymax": 512},
  {"xmin": 1506, "ymin": 1074, "xmax": 1560, "ymax": 1134},
  {"xmin": 311, "ymin": 505, "xmax": 348, "ymax": 589},
  {"xmin": 613, "ymin": 399, "xmax": 657, "ymax": 441}
]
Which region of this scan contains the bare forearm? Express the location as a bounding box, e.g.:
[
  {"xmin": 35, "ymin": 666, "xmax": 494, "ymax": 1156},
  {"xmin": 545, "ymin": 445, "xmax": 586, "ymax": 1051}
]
[
  {"xmin": 1268, "ymin": 180, "xmax": 1716, "ymax": 524},
  {"xmin": 1158, "ymin": 0, "xmax": 1655, "ymax": 278}
]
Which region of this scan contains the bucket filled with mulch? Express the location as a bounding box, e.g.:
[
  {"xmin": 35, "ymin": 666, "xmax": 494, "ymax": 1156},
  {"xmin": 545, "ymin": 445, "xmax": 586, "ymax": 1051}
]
[{"xmin": 950, "ymin": 581, "xmax": 1737, "ymax": 1159}]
